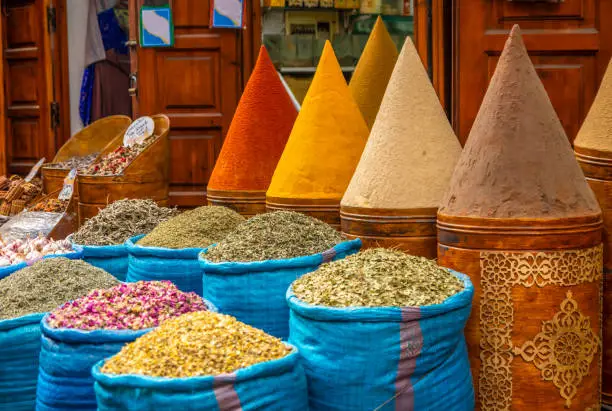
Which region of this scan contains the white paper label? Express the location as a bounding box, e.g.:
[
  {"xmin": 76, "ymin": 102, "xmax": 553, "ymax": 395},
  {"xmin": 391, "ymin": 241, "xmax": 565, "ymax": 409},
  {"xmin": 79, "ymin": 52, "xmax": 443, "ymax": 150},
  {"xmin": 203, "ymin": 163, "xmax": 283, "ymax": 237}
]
[
  {"xmin": 58, "ymin": 168, "xmax": 77, "ymax": 201},
  {"xmin": 25, "ymin": 158, "xmax": 46, "ymax": 182},
  {"xmin": 123, "ymin": 116, "xmax": 154, "ymax": 147}
]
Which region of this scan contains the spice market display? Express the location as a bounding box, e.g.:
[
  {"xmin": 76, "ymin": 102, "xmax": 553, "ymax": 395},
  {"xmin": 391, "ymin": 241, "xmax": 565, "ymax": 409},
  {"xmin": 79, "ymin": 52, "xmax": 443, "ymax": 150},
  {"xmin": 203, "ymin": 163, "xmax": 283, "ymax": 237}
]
[
  {"xmin": 341, "ymin": 36, "xmax": 461, "ymax": 258},
  {"xmin": 206, "ymin": 46, "xmax": 297, "ymax": 217},
  {"xmin": 266, "ymin": 41, "xmax": 369, "ymax": 228},
  {"xmin": 574, "ymin": 59, "xmax": 612, "ymax": 405},
  {"xmin": 137, "ymin": 205, "xmax": 244, "ymax": 249},
  {"xmin": 438, "ymin": 25, "xmax": 603, "ymax": 410},
  {"xmin": 0, "ymin": 18, "xmax": 609, "ymax": 411},
  {"xmin": 348, "ymin": 16, "xmax": 399, "ymax": 130}
]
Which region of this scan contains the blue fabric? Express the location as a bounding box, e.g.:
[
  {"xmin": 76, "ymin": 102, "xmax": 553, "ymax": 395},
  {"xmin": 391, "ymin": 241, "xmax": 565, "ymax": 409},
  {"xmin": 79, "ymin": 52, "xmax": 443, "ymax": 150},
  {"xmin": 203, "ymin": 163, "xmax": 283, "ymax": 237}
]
[
  {"xmin": 125, "ymin": 235, "xmax": 205, "ymax": 295},
  {"xmin": 79, "ymin": 65, "xmax": 95, "ymax": 127},
  {"xmin": 92, "ymin": 346, "xmax": 308, "ymax": 411},
  {"xmin": 0, "ymin": 246, "xmax": 84, "ymax": 281},
  {"xmin": 72, "ymin": 242, "xmax": 128, "ymax": 281},
  {"xmin": 97, "ymin": 8, "xmax": 128, "ymax": 55},
  {"xmin": 0, "ymin": 313, "xmax": 46, "ymax": 411},
  {"xmin": 36, "ymin": 296, "xmax": 215, "ymax": 411},
  {"xmin": 199, "ymin": 239, "xmax": 362, "ymax": 340},
  {"xmin": 287, "ymin": 270, "xmax": 475, "ymax": 411}
]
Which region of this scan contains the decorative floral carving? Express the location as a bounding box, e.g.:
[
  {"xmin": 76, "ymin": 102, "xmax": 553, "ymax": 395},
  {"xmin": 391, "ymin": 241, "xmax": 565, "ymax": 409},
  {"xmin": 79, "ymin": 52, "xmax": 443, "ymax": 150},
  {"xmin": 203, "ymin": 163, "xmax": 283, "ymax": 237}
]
[
  {"xmin": 513, "ymin": 291, "xmax": 600, "ymax": 408},
  {"xmin": 479, "ymin": 245, "xmax": 602, "ymax": 410}
]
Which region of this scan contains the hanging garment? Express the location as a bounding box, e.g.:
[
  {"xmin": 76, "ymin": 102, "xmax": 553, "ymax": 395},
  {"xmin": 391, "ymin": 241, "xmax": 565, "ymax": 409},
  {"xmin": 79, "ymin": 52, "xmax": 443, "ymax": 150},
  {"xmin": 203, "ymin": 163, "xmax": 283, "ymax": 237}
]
[{"xmin": 91, "ymin": 49, "xmax": 132, "ymax": 121}]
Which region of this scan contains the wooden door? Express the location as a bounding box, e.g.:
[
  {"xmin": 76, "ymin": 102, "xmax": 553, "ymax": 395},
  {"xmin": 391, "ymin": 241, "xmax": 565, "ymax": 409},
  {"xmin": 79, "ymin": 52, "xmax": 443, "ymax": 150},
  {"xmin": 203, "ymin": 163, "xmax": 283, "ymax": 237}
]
[
  {"xmin": 453, "ymin": 0, "xmax": 612, "ymax": 145},
  {"xmin": 1, "ymin": 0, "xmax": 64, "ymax": 175},
  {"xmin": 130, "ymin": 0, "xmax": 245, "ymax": 207}
]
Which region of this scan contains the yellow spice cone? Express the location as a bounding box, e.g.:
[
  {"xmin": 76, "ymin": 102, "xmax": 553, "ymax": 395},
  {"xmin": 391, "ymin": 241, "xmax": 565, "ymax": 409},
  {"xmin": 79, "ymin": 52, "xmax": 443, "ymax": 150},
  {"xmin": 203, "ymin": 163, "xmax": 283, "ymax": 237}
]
[
  {"xmin": 349, "ymin": 17, "xmax": 398, "ymax": 130},
  {"xmin": 342, "ymin": 36, "xmax": 461, "ymax": 210},
  {"xmin": 575, "ymin": 59, "xmax": 612, "ymax": 153},
  {"xmin": 267, "ymin": 41, "xmax": 369, "ymax": 201}
]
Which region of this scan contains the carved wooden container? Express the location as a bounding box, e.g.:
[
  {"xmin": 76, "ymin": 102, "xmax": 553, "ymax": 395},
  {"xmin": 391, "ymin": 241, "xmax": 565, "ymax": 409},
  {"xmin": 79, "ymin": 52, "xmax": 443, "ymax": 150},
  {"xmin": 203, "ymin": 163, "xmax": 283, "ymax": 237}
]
[
  {"xmin": 266, "ymin": 197, "xmax": 340, "ymax": 229},
  {"xmin": 41, "ymin": 116, "xmax": 132, "ymax": 198},
  {"xmin": 207, "ymin": 189, "xmax": 267, "ymax": 217},
  {"xmin": 437, "ymin": 215, "xmax": 603, "ymax": 410},
  {"xmin": 340, "ymin": 207, "xmax": 437, "ymax": 258},
  {"xmin": 77, "ymin": 115, "xmax": 170, "ymax": 225},
  {"xmin": 575, "ymin": 146, "xmax": 612, "ymax": 404}
]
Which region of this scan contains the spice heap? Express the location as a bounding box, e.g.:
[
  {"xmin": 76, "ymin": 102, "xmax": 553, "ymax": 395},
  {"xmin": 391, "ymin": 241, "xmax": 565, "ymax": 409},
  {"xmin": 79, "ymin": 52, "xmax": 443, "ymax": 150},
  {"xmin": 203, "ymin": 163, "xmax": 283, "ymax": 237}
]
[
  {"xmin": 47, "ymin": 281, "xmax": 206, "ymax": 331},
  {"xmin": 348, "ymin": 16, "xmax": 398, "ymax": 130},
  {"xmin": 29, "ymin": 198, "xmax": 68, "ymax": 213},
  {"xmin": 72, "ymin": 199, "xmax": 178, "ymax": 246},
  {"xmin": 207, "ymin": 46, "xmax": 297, "ymax": 193},
  {"xmin": 0, "ymin": 175, "xmax": 43, "ymax": 216},
  {"xmin": 138, "ymin": 206, "xmax": 244, "ymax": 249},
  {"xmin": 101, "ymin": 311, "xmax": 291, "ymax": 378},
  {"xmin": 205, "ymin": 211, "xmax": 345, "ymax": 262},
  {"xmin": 84, "ymin": 135, "xmax": 156, "ymax": 176},
  {"xmin": 46, "ymin": 153, "xmax": 99, "ymax": 171},
  {"xmin": 0, "ymin": 235, "xmax": 73, "ymax": 267},
  {"xmin": 0, "ymin": 258, "xmax": 119, "ymax": 320},
  {"xmin": 292, "ymin": 248, "xmax": 464, "ymax": 307}
]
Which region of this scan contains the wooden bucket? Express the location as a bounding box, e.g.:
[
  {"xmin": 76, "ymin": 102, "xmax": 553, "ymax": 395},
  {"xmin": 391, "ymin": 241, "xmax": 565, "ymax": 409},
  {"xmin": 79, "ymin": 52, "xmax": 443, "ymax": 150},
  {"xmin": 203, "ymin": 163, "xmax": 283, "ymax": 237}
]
[
  {"xmin": 266, "ymin": 196, "xmax": 340, "ymax": 229},
  {"xmin": 41, "ymin": 115, "xmax": 132, "ymax": 196},
  {"xmin": 206, "ymin": 189, "xmax": 266, "ymax": 217},
  {"xmin": 575, "ymin": 145, "xmax": 612, "ymax": 404},
  {"xmin": 437, "ymin": 213, "xmax": 603, "ymax": 410},
  {"xmin": 27, "ymin": 189, "xmax": 78, "ymax": 240},
  {"xmin": 340, "ymin": 206, "xmax": 437, "ymax": 258},
  {"xmin": 77, "ymin": 114, "xmax": 170, "ymax": 225}
]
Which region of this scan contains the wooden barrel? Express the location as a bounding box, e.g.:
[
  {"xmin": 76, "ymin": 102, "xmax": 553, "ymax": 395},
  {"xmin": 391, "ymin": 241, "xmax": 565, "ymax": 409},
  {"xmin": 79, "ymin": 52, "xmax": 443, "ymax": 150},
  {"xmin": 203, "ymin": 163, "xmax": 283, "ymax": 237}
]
[
  {"xmin": 266, "ymin": 197, "xmax": 340, "ymax": 229},
  {"xmin": 41, "ymin": 116, "xmax": 132, "ymax": 197},
  {"xmin": 77, "ymin": 114, "xmax": 170, "ymax": 225},
  {"xmin": 206, "ymin": 189, "xmax": 266, "ymax": 217},
  {"xmin": 575, "ymin": 146, "xmax": 612, "ymax": 404},
  {"xmin": 340, "ymin": 206, "xmax": 436, "ymax": 258},
  {"xmin": 437, "ymin": 215, "xmax": 603, "ymax": 410}
]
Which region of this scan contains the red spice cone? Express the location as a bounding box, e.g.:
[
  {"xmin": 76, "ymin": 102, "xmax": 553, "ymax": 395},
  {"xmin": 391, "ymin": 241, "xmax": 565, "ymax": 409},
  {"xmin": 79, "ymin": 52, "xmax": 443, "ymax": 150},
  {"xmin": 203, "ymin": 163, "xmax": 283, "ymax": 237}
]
[{"xmin": 208, "ymin": 47, "xmax": 298, "ymax": 193}]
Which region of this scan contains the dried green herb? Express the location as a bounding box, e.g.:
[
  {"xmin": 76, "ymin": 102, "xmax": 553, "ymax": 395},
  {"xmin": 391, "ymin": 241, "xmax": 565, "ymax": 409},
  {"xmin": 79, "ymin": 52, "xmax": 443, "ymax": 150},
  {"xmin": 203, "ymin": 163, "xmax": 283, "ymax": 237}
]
[
  {"xmin": 205, "ymin": 211, "xmax": 345, "ymax": 262},
  {"xmin": 137, "ymin": 206, "xmax": 244, "ymax": 249},
  {"xmin": 72, "ymin": 199, "xmax": 179, "ymax": 246},
  {"xmin": 0, "ymin": 257, "xmax": 119, "ymax": 320},
  {"xmin": 292, "ymin": 248, "xmax": 464, "ymax": 307},
  {"xmin": 101, "ymin": 311, "xmax": 291, "ymax": 378}
]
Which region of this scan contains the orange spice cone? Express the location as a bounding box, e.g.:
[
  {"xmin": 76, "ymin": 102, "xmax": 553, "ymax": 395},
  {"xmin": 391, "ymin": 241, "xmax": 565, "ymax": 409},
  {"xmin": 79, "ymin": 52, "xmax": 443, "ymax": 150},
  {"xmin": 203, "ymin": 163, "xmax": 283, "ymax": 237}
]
[
  {"xmin": 341, "ymin": 36, "xmax": 461, "ymax": 257},
  {"xmin": 349, "ymin": 16, "xmax": 398, "ymax": 130},
  {"xmin": 266, "ymin": 41, "xmax": 369, "ymax": 228},
  {"xmin": 574, "ymin": 58, "xmax": 612, "ymax": 405},
  {"xmin": 437, "ymin": 25, "xmax": 602, "ymax": 410},
  {"xmin": 207, "ymin": 46, "xmax": 298, "ymax": 216}
]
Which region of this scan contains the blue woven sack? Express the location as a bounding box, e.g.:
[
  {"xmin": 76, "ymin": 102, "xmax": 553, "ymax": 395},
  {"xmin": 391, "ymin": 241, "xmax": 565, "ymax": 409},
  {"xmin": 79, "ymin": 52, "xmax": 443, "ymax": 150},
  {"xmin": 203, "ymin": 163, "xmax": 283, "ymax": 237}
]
[
  {"xmin": 199, "ymin": 239, "xmax": 361, "ymax": 340},
  {"xmin": 92, "ymin": 345, "xmax": 308, "ymax": 411},
  {"xmin": 36, "ymin": 299, "xmax": 216, "ymax": 411},
  {"xmin": 125, "ymin": 235, "xmax": 204, "ymax": 295},
  {"xmin": 71, "ymin": 241, "xmax": 128, "ymax": 281},
  {"xmin": 0, "ymin": 246, "xmax": 84, "ymax": 280},
  {"xmin": 0, "ymin": 313, "xmax": 45, "ymax": 411},
  {"xmin": 287, "ymin": 270, "xmax": 475, "ymax": 411}
]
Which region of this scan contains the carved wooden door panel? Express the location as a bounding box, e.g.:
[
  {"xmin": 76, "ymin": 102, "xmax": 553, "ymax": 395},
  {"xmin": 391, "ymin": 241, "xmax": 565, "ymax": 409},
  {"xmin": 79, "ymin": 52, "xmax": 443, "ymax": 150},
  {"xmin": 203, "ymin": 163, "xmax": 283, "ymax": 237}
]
[
  {"xmin": 1, "ymin": 0, "xmax": 61, "ymax": 175},
  {"xmin": 453, "ymin": 0, "xmax": 612, "ymax": 145},
  {"xmin": 130, "ymin": 0, "xmax": 242, "ymax": 207}
]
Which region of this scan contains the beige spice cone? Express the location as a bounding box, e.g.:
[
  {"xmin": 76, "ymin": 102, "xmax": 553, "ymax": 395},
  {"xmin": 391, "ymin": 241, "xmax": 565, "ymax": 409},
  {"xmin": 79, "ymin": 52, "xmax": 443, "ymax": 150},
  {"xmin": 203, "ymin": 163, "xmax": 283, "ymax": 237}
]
[
  {"xmin": 574, "ymin": 58, "xmax": 612, "ymax": 154},
  {"xmin": 342, "ymin": 36, "xmax": 461, "ymax": 210},
  {"xmin": 439, "ymin": 25, "xmax": 600, "ymax": 220}
]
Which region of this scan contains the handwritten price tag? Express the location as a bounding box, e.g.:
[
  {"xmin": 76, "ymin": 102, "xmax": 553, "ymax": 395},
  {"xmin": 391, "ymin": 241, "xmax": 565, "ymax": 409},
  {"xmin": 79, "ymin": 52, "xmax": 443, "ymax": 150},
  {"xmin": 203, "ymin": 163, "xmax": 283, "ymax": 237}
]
[
  {"xmin": 25, "ymin": 158, "xmax": 46, "ymax": 182},
  {"xmin": 58, "ymin": 168, "xmax": 77, "ymax": 201},
  {"xmin": 124, "ymin": 117, "xmax": 154, "ymax": 147}
]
